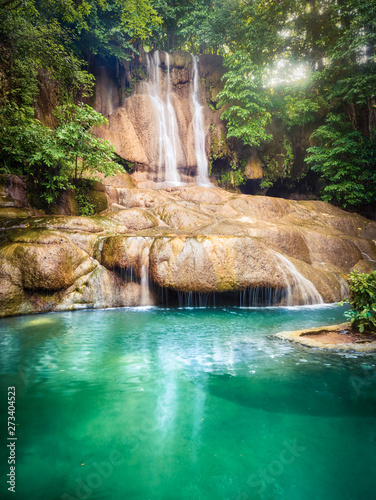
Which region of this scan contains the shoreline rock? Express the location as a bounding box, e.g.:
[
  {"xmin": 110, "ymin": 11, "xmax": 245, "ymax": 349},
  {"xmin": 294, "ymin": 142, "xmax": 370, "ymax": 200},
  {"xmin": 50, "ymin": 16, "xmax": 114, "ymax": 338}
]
[{"xmin": 274, "ymin": 323, "xmax": 376, "ymax": 352}]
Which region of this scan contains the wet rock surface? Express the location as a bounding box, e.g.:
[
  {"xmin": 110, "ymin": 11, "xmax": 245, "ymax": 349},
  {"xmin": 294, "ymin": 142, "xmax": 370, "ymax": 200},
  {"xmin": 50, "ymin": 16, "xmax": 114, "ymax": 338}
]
[
  {"xmin": 1, "ymin": 179, "xmax": 376, "ymax": 317},
  {"xmin": 275, "ymin": 323, "xmax": 376, "ymax": 352}
]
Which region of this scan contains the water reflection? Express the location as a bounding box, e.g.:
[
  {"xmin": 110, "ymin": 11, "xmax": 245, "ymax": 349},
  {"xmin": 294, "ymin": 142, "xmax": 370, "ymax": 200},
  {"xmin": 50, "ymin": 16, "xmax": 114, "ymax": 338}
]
[{"xmin": 0, "ymin": 305, "xmax": 375, "ymax": 500}]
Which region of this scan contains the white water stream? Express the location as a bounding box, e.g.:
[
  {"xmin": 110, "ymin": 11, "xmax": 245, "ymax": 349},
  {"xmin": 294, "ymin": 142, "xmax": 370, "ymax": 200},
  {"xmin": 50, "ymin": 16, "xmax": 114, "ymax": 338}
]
[
  {"xmin": 145, "ymin": 50, "xmax": 210, "ymax": 186},
  {"xmin": 275, "ymin": 253, "xmax": 324, "ymax": 305},
  {"xmin": 191, "ymin": 54, "xmax": 211, "ymax": 186},
  {"xmin": 146, "ymin": 51, "xmax": 181, "ymax": 185}
]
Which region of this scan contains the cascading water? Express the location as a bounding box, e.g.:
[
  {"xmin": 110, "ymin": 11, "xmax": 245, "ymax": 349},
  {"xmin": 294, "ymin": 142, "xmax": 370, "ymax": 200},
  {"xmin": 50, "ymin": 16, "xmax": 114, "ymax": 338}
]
[
  {"xmin": 146, "ymin": 51, "xmax": 181, "ymax": 186},
  {"xmin": 191, "ymin": 54, "xmax": 211, "ymax": 186},
  {"xmin": 275, "ymin": 253, "xmax": 324, "ymax": 305},
  {"xmin": 144, "ymin": 50, "xmax": 211, "ymax": 187},
  {"xmin": 140, "ymin": 244, "xmax": 154, "ymax": 306}
]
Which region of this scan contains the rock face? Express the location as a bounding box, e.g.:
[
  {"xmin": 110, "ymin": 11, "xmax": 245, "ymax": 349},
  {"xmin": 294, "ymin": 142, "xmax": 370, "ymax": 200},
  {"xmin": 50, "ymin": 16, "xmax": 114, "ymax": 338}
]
[
  {"xmin": 94, "ymin": 50, "xmax": 219, "ymax": 187},
  {"xmin": 1, "ymin": 175, "xmax": 376, "ymax": 317}
]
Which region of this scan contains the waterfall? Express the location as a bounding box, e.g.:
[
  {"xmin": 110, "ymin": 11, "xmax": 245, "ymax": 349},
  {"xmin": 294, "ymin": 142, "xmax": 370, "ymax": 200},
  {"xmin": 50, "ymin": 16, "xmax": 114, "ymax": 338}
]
[
  {"xmin": 144, "ymin": 50, "xmax": 211, "ymax": 187},
  {"xmin": 191, "ymin": 55, "xmax": 211, "ymax": 187},
  {"xmin": 275, "ymin": 253, "xmax": 323, "ymax": 305},
  {"xmin": 140, "ymin": 244, "xmax": 154, "ymax": 306},
  {"xmin": 146, "ymin": 51, "xmax": 181, "ymax": 186},
  {"xmin": 140, "ymin": 264, "xmax": 154, "ymax": 306}
]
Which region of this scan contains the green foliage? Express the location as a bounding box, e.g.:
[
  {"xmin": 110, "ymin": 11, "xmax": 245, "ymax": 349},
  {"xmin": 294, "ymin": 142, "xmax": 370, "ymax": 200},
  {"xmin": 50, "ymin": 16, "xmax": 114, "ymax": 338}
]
[
  {"xmin": 212, "ymin": 156, "xmax": 246, "ymax": 190},
  {"xmin": 274, "ymin": 89, "xmax": 321, "ymax": 130},
  {"xmin": 343, "ymin": 271, "xmax": 376, "ymax": 333},
  {"xmin": 53, "ymin": 103, "xmax": 121, "ymax": 180},
  {"xmin": 261, "ymin": 138, "xmax": 294, "ymax": 189},
  {"xmin": 218, "ymin": 51, "xmax": 272, "ymax": 147},
  {"xmin": 151, "ymin": 0, "xmax": 226, "ymax": 53},
  {"xmin": 212, "ymin": 0, "xmax": 376, "ymax": 202},
  {"xmin": 75, "ymin": 182, "xmax": 95, "ymax": 216},
  {"xmin": 306, "ymin": 114, "xmax": 376, "ymax": 207},
  {"xmin": 0, "ymin": 102, "xmax": 121, "ymax": 208},
  {"xmin": 68, "ymin": 0, "xmax": 161, "ymax": 61},
  {"xmin": 0, "ymin": 102, "xmax": 66, "ymax": 206},
  {"xmin": 0, "ymin": 2, "xmax": 95, "ymax": 106}
]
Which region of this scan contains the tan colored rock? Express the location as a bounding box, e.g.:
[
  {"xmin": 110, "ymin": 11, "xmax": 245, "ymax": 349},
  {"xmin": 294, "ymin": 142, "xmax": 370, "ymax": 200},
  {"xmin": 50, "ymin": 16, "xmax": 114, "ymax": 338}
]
[
  {"xmin": 275, "ymin": 323, "xmax": 376, "ymax": 352},
  {"xmin": 1, "ymin": 181, "xmax": 376, "ymax": 317},
  {"xmin": 154, "ymin": 202, "xmax": 211, "ymax": 230},
  {"xmin": 173, "ymin": 186, "xmax": 231, "ymax": 205},
  {"xmin": 95, "ymin": 96, "xmax": 153, "ymax": 165},
  {"xmin": 104, "ymin": 208, "xmax": 158, "ymax": 231},
  {"xmin": 100, "ymin": 236, "xmax": 152, "ymax": 276},
  {"xmin": 98, "ymin": 172, "xmax": 135, "ymax": 189},
  {"xmin": 244, "ymin": 151, "xmax": 263, "ymax": 179},
  {"xmin": 30, "ymin": 216, "xmax": 105, "ymax": 233},
  {"xmin": 150, "ymin": 236, "xmax": 289, "ymax": 293},
  {"xmin": 148, "ymin": 233, "xmax": 342, "ymax": 303},
  {"xmin": 2, "ymin": 230, "xmax": 94, "ymax": 291},
  {"xmin": 0, "ymin": 261, "xmax": 28, "ymax": 317},
  {"xmin": 301, "ymin": 229, "xmax": 361, "ymax": 270},
  {"xmin": 57, "ymin": 265, "xmax": 154, "ymax": 311},
  {"xmin": 116, "ymin": 188, "xmax": 171, "ymax": 209},
  {"xmin": 227, "ymin": 195, "xmax": 294, "ymax": 220},
  {"xmin": 240, "ymin": 222, "xmax": 312, "ymax": 264}
]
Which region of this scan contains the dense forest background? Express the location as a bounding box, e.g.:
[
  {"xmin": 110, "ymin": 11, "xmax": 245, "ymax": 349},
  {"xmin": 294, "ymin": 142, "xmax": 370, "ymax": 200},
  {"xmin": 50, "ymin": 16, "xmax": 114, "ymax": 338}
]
[{"xmin": 0, "ymin": 0, "xmax": 375, "ymax": 214}]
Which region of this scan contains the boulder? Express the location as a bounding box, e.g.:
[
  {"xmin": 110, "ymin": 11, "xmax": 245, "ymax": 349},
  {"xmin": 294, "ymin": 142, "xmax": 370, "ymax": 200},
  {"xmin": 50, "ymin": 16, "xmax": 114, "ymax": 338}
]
[
  {"xmin": 1, "ymin": 230, "xmax": 94, "ymax": 291},
  {"xmin": 1, "ymin": 184, "xmax": 376, "ymax": 317}
]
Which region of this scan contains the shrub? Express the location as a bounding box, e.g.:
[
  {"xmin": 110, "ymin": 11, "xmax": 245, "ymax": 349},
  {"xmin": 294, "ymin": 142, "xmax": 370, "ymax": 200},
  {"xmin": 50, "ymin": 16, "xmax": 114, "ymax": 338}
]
[{"xmin": 343, "ymin": 271, "xmax": 376, "ymax": 333}]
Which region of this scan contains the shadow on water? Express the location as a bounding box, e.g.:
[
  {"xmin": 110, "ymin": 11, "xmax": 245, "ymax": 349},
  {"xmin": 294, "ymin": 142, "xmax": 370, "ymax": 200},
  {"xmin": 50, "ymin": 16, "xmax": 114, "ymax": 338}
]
[{"xmin": 205, "ymin": 373, "xmax": 376, "ymax": 418}]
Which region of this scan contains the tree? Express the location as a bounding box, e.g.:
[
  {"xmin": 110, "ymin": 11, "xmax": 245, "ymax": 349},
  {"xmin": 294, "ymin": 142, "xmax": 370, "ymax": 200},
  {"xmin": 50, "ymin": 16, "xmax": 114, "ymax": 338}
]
[
  {"xmin": 51, "ymin": 104, "xmax": 120, "ymax": 181},
  {"xmin": 213, "ymin": 0, "xmax": 376, "ymax": 208},
  {"xmin": 343, "ymin": 271, "xmax": 376, "ymax": 333},
  {"xmin": 0, "ymin": 103, "xmax": 120, "ymax": 207},
  {"xmin": 306, "ymin": 114, "xmax": 376, "ymax": 207},
  {"xmin": 151, "ymin": 0, "xmax": 225, "ymax": 53},
  {"xmin": 218, "ymin": 51, "xmax": 272, "ymax": 147}
]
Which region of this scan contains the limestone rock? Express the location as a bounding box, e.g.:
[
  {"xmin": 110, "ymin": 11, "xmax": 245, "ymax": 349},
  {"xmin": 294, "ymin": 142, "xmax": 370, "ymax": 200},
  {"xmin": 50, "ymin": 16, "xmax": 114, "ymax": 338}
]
[
  {"xmin": 154, "ymin": 202, "xmax": 211, "ymax": 230},
  {"xmin": 103, "ymin": 208, "xmax": 158, "ymax": 231},
  {"xmin": 100, "ymin": 236, "xmax": 152, "ymax": 277},
  {"xmin": 1, "ymin": 183, "xmax": 376, "ymax": 317},
  {"xmin": 1, "ymin": 230, "xmax": 94, "ymax": 291}
]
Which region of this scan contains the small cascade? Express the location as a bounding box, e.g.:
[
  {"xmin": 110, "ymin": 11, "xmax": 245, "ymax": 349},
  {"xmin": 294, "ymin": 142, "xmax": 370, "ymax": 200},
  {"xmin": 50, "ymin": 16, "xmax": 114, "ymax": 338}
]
[
  {"xmin": 191, "ymin": 55, "xmax": 211, "ymax": 186},
  {"xmin": 238, "ymin": 287, "xmax": 284, "ymax": 307},
  {"xmin": 146, "ymin": 51, "xmax": 181, "ymax": 186},
  {"xmin": 275, "ymin": 253, "xmax": 324, "ymax": 305},
  {"xmin": 140, "ymin": 249, "xmax": 154, "ymax": 306}
]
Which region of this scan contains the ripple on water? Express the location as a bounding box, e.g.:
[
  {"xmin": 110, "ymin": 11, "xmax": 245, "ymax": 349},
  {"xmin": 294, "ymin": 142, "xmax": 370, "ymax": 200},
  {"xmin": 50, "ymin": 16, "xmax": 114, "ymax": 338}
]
[{"xmin": 0, "ymin": 305, "xmax": 375, "ymax": 500}]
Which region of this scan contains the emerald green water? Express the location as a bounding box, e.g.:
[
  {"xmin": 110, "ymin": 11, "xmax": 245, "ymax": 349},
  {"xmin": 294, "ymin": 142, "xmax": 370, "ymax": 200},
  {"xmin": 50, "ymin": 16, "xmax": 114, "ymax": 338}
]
[{"xmin": 1, "ymin": 305, "xmax": 376, "ymax": 500}]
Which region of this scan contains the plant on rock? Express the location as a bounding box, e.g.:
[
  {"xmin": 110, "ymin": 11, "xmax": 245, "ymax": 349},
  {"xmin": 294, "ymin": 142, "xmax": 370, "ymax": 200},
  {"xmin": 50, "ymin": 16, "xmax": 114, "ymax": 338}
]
[
  {"xmin": 343, "ymin": 271, "xmax": 376, "ymax": 333},
  {"xmin": 2, "ymin": 103, "xmax": 122, "ymax": 208},
  {"xmin": 52, "ymin": 103, "xmax": 121, "ymax": 181}
]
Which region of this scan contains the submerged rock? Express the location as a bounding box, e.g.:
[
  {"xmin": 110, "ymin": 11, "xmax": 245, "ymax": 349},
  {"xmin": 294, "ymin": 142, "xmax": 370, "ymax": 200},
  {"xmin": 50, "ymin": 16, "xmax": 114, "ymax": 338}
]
[{"xmin": 0, "ymin": 184, "xmax": 376, "ymax": 317}]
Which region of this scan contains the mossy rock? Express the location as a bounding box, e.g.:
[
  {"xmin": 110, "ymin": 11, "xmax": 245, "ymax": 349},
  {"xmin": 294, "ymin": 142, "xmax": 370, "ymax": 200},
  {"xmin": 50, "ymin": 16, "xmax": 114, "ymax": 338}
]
[
  {"xmin": 104, "ymin": 207, "xmax": 158, "ymax": 230},
  {"xmin": 87, "ymin": 189, "xmax": 108, "ymax": 214},
  {"xmin": 0, "ymin": 230, "xmax": 94, "ymax": 291},
  {"xmin": 169, "ymin": 51, "xmax": 192, "ymax": 69},
  {"xmin": 54, "ymin": 188, "xmax": 79, "ymax": 216},
  {"xmin": 70, "ymin": 179, "xmax": 109, "ymax": 215},
  {"xmin": 0, "ymin": 174, "xmax": 9, "ymax": 187}
]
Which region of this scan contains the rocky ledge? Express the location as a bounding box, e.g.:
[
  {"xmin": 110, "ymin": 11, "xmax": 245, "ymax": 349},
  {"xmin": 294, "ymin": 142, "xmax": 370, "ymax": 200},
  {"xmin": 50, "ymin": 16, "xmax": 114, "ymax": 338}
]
[
  {"xmin": 1, "ymin": 173, "xmax": 376, "ymax": 317},
  {"xmin": 275, "ymin": 323, "xmax": 376, "ymax": 352}
]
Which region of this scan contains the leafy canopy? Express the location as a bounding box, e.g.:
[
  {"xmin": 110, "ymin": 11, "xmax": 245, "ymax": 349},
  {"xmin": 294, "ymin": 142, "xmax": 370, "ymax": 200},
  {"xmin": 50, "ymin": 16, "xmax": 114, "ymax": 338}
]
[{"xmin": 343, "ymin": 271, "xmax": 376, "ymax": 333}]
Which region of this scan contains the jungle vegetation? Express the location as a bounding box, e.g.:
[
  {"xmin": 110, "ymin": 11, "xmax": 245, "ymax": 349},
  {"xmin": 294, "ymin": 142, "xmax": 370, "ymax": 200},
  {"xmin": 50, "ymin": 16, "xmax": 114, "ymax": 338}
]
[{"xmin": 0, "ymin": 0, "xmax": 375, "ymax": 210}]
